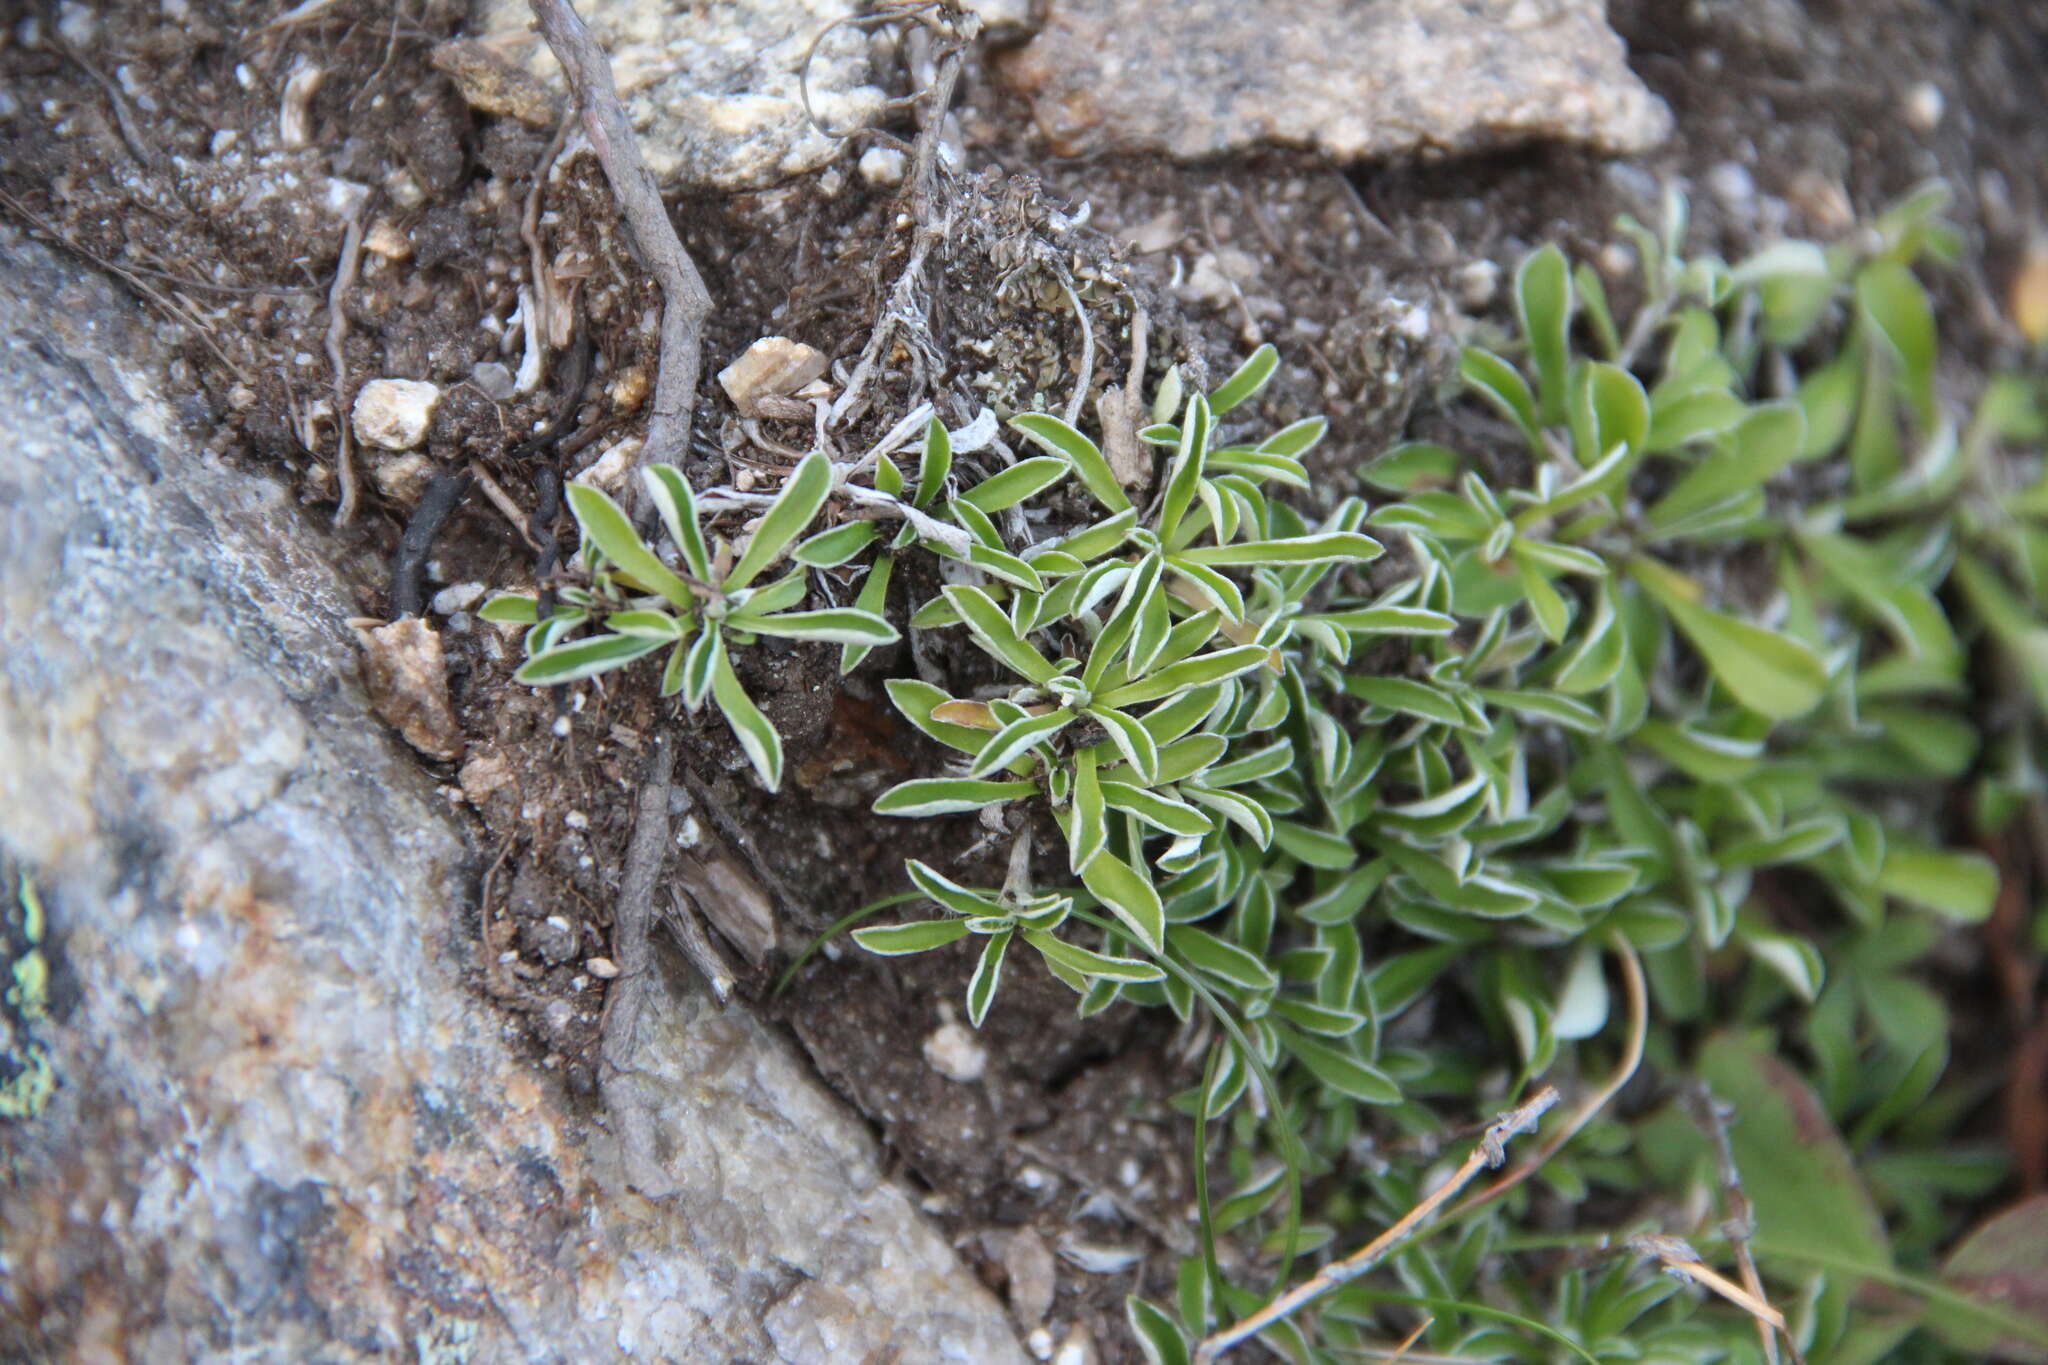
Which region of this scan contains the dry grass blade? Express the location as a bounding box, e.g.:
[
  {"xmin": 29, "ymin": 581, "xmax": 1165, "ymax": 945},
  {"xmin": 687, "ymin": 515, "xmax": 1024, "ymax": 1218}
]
[
  {"xmin": 1192, "ymin": 1087, "xmax": 1559, "ymax": 1365},
  {"xmin": 1443, "ymin": 932, "xmax": 1647, "ymax": 1221},
  {"xmin": 326, "ymin": 209, "xmax": 367, "ymax": 527}
]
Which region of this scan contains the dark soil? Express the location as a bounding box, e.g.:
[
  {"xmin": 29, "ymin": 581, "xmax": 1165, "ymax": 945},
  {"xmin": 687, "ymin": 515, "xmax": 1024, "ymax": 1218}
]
[{"xmin": 4, "ymin": 0, "xmax": 2044, "ymax": 1357}]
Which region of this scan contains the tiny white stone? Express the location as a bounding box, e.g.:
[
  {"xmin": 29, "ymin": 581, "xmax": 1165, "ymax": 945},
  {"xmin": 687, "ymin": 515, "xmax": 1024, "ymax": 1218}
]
[
  {"xmin": 1118, "ymin": 1157, "xmax": 1140, "ymax": 1188},
  {"xmin": 1705, "ymin": 161, "xmax": 1755, "ymax": 213},
  {"xmin": 922, "ymin": 1020, "xmax": 989, "ymax": 1083},
  {"xmin": 1904, "ymin": 81, "xmax": 1945, "ymax": 132},
  {"xmin": 858, "ymin": 145, "xmax": 907, "ymax": 187},
  {"xmin": 585, "ymin": 957, "xmax": 620, "ymax": 979},
  {"xmin": 351, "ymin": 378, "xmax": 442, "ymax": 451},
  {"xmin": 430, "ymin": 581, "xmax": 485, "ymax": 615},
  {"xmin": 564, "ymin": 811, "xmax": 589, "ymax": 830},
  {"xmin": 1027, "ymin": 1327, "xmax": 1055, "ymax": 1361},
  {"xmin": 551, "ymin": 715, "xmax": 571, "ymax": 738}
]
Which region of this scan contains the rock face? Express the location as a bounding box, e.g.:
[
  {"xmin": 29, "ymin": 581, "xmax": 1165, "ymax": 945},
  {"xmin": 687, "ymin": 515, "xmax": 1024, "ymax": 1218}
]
[
  {"xmin": 476, "ymin": 0, "xmax": 886, "ymax": 190},
  {"xmin": 0, "ymin": 231, "xmax": 1023, "ymax": 1363},
  {"xmin": 998, "ymin": 0, "xmax": 1671, "ymax": 162}
]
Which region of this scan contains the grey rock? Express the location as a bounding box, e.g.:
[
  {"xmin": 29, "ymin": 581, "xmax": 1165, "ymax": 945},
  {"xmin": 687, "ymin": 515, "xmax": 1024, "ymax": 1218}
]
[
  {"xmin": 475, "ymin": 0, "xmax": 886, "ymax": 190},
  {"xmin": 997, "ymin": 0, "xmax": 1671, "ymax": 163},
  {"xmin": 0, "ymin": 230, "xmax": 1024, "ymax": 1364}
]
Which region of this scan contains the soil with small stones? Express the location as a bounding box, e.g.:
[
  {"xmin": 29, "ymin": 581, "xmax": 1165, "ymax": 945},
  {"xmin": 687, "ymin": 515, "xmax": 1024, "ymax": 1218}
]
[{"xmin": 4, "ymin": 0, "xmax": 2044, "ymax": 1357}]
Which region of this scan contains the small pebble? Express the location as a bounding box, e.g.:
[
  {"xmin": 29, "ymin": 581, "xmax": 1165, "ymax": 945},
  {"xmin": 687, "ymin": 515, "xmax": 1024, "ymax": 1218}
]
[
  {"xmin": 585, "ymin": 957, "xmax": 619, "ymax": 979},
  {"xmin": 1705, "ymin": 160, "xmax": 1755, "ymax": 214},
  {"xmin": 470, "ymin": 361, "xmax": 516, "ymax": 401},
  {"xmin": 430, "ymin": 582, "xmax": 485, "ymax": 615},
  {"xmin": 923, "ymin": 1019, "xmax": 989, "ymax": 1083},
  {"xmin": 858, "ymin": 145, "xmax": 907, "ymax": 186},
  {"xmin": 1026, "ymin": 1327, "xmax": 1054, "ymax": 1361},
  {"xmin": 351, "ymin": 378, "xmax": 442, "ymax": 451},
  {"xmin": 1903, "ymin": 81, "xmax": 1945, "ymax": 132},
  {"xmin": 1453, "ymin": 258, "xmax": 1500, "ymax": 309}
]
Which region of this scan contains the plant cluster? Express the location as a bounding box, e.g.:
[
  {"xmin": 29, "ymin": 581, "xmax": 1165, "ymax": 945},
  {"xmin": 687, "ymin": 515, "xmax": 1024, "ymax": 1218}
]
[{"xmin": 493, "ymin": 182, "xmax": 2048, "ymax": 1363}]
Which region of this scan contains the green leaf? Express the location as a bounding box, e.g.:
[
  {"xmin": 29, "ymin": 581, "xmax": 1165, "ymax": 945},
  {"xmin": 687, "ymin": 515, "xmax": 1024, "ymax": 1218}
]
[
  {"xmin": 1079, "ymin": 848, "xmax": 1166, "ymax": 953},
  {"xmin": 479, "ymin": 593, "xmax": 540, "ymax": 624},
  {"xmin": 1318, "ymin": 603, "xmax": 1456, "ymax": 636},
  {"xmin": 1010, "ymin": 412, "xmax": 1130, "ymax": 512},
  {"xmin": 1090, "ymin": 706, "xmax": 1161, "ymax": 784},
  {"xmin": 970, "ymin": 708, "xmax": 1076, "ymax": 777},
  {"xmin": 853, "ymin": 918, "xmax": 972, "ymax": 955},
  {"xmin": 899, "ymin": 862, "xmax": 1003, "ymax": 922},
  {"xmin": 1025, "ymin": 927, "xmax": 1164, "ymax": 982},
  {"xmin": 643, "ymin": 462, "xmax": 711, "ymax": 579},
  {"xmin": 1127, "ymin": 1297, "xmax": 1192, "ymax": 1365},
  {"xmin": 1280, "ymin": 1026, "xmax": 1401, "ymax": 1104},
  {"xmin": 1343, "ymin": 674, "xmax": 1470, "ymax": 729},
  {"xmin": 1209, "ymin": 342, "xmax": 1279, "ymax": 414},
  {"xmin": 1460, "ymin": 348, "xmax": 1544, "ymax": 453},
  {"xmin": 1181, "ymin": 785, "xmax": 1274, "ymax": 849},
  {"xmin": 1695, "ymin": 1032, "xmax": 1893, "ymax": 1275},
  {"xmin": 1100, "ymin": 780, "xmax": 1213, "ymax": 836},
  {"xmin": 914, "ymin": 416, "xmax": 951, "ymax": 509},
  {"xmin": 1170, "ymin": 925, "xmax": 1278, "ymax": 991},
  {"xmin": 515, "ymin": 632, "xmax": 665, "ymax": 686},
  {"xmin": 727, "ymin": 451, "xmax": 833, "ymax": 590},
  {"xmin": 710, "ymin": 634, "xmax": 785, "ymax": 790},
  {"xmin": 1646, "ymin": 401, "xmax": 1807, "ymax": 530},
  {"xmin": 1158, "ymin": 394, "xmax": 1212, "ymax": 544},
  {"xmin": 1270, "ymin": 821, "xmax": 1356, "ymax": 870},
  {"xmin": 1935, "ymin": 1195, "xmax": 2048, "ymax": 1362},
  {"xmin": 1474, "ymin": 687, "xmax": 1602, "ymax": 734},
  {"xmin": 565, "ymin": 483, "xmax": 696, "ymax": 609},
  {"xmin": 1515, "ymin": 243, "xmax": 1573, "ymax": 424},
  {"xmin": 1179, "ymin": 532, "xmax": 1382, "ymax": 567},
  {"xmin": 841, "ymin": 551, "xmax": 896, "ymax": 674},
  {"xmin": 1097, "ymin": 645, "xmax": 1273, "ymax": 708},
  {"xmin": 966, "ymin": 929, "xmax": 1013, "ymax": 1027},
  {"xmin": 1630, "ymin": 557, "xmax": 1827, "ymax": 720},
  {"xmin": 792, "ymin": 518, "xmax": 880, "ymax": 568},
  {"xmin": 1070, "ymin": 746, "xmax": 1107, "ymax": 872},
  {"xmin": 1363, "ymin": 441, "xmax": 1462, "ymax": 493},
  {"xmin": 1857, "ymin": 259, "xmax": 1938, "ymax": 429},
  {"xmin": 1644, "ymin": 389, "xmax": 1748, "ymax": 455},
  {"xmin": 603, "ymin": 609, "xmax": 687, "ymax": 640},
  {"xmin": 873, "ymin": 777, "xmax": 1037, "ymax": 816},
  {"xmin": 944, "ymin": 584, "xmax": 1061, "ymax": 685},
  {"xmin": 737, "ymin": 607, "xmax": 898, "ymax": 645},
  {"xmin": 960, "ymin": 455, "xmax": 1069, "ymax": 513},
  {"xmin": 1877, "ymin": 843, "xmax": 1999, "ymax": 921}
]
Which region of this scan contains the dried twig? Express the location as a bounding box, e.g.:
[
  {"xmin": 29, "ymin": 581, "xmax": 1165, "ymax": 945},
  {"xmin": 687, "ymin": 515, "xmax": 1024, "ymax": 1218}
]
[
  {"xmin": 1192, "ymin": 1088, "xmax": 1559, "ymax": 1365},
  {"xmin": 659, "ymin": 885, "xmax": 736, "ymax": 1005},
  {"xmin": 1628, "ymin": 1233, "xmax": 1792, "ymax": 1342},
  {"xmin": 827, "ymin": 23, "xmax": 967, "ymax": 428},
  {"xmin": 521, "ymin": 113, "xmax": 575, "ymax": 352},
  {"xmin": 390, "ymin": 469, "xmax": 471, "ymax": 617},
  {"xmin": 326, "ymin": 209, "xmax": 368, "ymax": 527},
  {"xmin": 1687, "ymin": 1085, "xmax": 1802, "ymax": 1365},
  {"xmin": 1444, "ymin": 933, "xmax": 1647, "ymax": 1221},
  {"xmin": 1060, "ymin": 279, "xmax": 1095, "ymax": 428},
  {"xmin": 530, "ymin": 0, "xmax": 711, "ymax": 486},
  {"xmin": 598, "ymin": 731, "xmax": 678, "ymax": 1197}
]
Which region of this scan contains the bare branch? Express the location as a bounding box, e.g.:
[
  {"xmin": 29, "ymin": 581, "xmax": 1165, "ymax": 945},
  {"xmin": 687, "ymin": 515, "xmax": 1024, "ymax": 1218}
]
[
  {"xmin": 530, "ymin": 0, "xmax": 711, "ymax": 483},
  {"xmin": 1193, "ymin": 1087, "xmax": 1559, "ymax": 1364}
]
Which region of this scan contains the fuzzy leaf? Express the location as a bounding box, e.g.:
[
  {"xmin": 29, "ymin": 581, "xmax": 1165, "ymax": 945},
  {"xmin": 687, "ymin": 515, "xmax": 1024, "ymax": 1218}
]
[{"xmin": 728, "ymin": 451, "xmax": 833, "ymax": 590}]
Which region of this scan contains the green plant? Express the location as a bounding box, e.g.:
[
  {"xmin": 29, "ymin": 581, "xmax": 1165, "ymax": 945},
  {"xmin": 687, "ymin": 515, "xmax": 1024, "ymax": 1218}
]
[
  {"xmin": 847, "ymin": 184, "xmax": 2048, "ymax": 1363},
  {"xmin": 499, "ymin": 178, "xmax": 2048, "ymax": 1363},
  {"xmin": 483, "ymin": 452, "xmax": 897, "ymax": 790}
]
